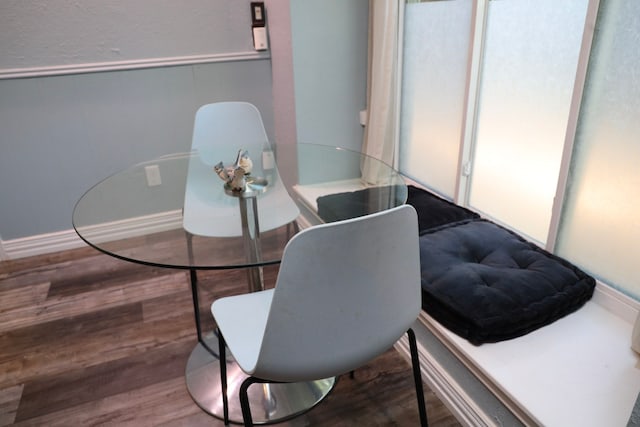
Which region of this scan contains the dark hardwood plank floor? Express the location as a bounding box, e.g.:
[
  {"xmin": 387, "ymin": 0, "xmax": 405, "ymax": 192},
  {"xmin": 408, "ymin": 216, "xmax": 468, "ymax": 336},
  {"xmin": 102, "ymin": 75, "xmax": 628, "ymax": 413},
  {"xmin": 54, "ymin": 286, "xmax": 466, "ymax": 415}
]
[{"xmin": 0, "ymin": 245, "xmax": 461, "ymax": 426}]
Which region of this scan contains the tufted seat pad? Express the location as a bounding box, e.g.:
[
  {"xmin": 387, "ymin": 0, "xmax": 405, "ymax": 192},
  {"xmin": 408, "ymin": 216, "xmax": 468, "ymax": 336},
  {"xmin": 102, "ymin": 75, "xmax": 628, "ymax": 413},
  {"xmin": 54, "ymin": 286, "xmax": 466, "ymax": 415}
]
[
  {"xmin": 316, "ymin": 185, "xmax": 479, "ymax": 229},
  {"xmin": 405, "ymin": 185, "xmax": 480, "ymax": 233},
  {"xmin": 419, "ymin": 220, "xmax": 596, "ymax": 345},
  {"xmin": 316, "ymin": 185, "xmax": 406, "ymax": 223}
]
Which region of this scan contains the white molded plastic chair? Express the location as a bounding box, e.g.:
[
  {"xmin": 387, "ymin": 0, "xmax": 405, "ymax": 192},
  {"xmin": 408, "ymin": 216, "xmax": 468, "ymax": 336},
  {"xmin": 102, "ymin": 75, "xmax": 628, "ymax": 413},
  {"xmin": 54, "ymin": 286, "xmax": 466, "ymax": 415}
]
[
  {"xmin": 183, "ymin": 102, "xmax": 299, "ymax": 237},
  {"xmin": 212, "ymin": 204, "xmax": 428, "ymax": 426}
]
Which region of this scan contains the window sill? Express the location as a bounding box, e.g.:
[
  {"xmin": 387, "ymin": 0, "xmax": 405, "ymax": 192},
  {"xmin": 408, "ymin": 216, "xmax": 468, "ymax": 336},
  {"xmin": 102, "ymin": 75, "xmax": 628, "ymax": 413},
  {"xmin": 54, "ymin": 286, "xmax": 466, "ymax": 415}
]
[
  {"xmin": 407, "ymin": 283, "xmax": 640, "ymax": 426},
  {"xmin": 294, "ymin": 176, "xmax": 640, "ymax": 425},
  {"xmin": 292, "ymin": 179, "xmax": 371, "ymax": 228}
]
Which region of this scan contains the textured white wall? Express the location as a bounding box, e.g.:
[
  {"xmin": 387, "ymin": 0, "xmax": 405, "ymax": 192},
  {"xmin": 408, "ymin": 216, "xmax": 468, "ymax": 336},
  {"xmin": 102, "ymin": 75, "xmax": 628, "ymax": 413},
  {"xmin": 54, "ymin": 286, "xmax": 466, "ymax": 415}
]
[{"xmin": 0, "ymin": 0, "xmax": 255, "ymax": 70}]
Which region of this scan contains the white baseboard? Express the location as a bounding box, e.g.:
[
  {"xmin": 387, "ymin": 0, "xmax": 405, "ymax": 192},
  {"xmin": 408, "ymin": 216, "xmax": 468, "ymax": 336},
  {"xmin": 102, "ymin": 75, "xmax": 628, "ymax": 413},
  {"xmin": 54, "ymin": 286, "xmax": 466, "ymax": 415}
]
[
  {"xmin": 1, "ymin": 210, "xmax": 183, "ymax": 260},
  {"xmin": 1, "ymin": 229, "xmax": 87, "ymax": 260},
  {"xmin": 0, "ymin": 239, "xmax": 8, "ymax": 261}
]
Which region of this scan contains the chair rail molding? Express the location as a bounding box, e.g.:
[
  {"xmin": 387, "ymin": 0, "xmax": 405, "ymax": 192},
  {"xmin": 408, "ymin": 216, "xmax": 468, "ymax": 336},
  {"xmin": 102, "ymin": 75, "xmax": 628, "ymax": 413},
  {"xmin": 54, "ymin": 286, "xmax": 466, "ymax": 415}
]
[{"xmin": 0, "ymin": 51, "xmax": 270, "ymax": 80}]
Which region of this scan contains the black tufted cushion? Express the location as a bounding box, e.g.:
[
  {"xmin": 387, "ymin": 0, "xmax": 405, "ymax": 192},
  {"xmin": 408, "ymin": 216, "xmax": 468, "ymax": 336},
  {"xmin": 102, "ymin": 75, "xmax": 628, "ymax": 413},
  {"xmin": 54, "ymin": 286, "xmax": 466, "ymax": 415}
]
[
  {"xmin": 316, "ymin": 185, "xmax": 407, "ymax": 223},
  {"xmin": 405, "ymin": 185, "xmax": 480, "ymax": 234},
  {"xmin": 419, "ymin": 220, "xmax": 596, "ymax": 345},
  {"xmin": 316, "ymin": 184, "xmax": 479, "ymax": 230}
]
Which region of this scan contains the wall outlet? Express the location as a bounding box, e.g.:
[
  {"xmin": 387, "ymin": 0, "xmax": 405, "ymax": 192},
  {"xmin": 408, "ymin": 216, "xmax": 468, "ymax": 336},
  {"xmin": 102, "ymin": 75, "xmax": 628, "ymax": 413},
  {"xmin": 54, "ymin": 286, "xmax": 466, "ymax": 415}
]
[
  {"xmin": 262, "ymin": 150, "xmax": 275, "ymax": 169},
  {"xmin": 145, "ymin": 165, "xmax": 161, "ymax": 187}
]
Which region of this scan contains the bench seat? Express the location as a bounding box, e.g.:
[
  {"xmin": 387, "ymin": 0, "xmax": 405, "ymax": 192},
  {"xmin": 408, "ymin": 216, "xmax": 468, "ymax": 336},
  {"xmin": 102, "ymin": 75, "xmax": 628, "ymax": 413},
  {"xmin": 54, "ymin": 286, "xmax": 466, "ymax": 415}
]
[{"xmin": 302, "ymin": 182, "xmax": 640, "ymax": 425}]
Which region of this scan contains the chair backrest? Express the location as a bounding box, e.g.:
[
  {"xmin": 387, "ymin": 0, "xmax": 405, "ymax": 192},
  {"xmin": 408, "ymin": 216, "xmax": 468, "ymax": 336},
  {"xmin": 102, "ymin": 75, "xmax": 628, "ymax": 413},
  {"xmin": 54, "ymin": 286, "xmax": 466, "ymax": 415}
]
[
  {"xmin": 183, "ymin": 102, "xmax": 299, "ymax": 237},
  {"xmin": 254, "ymin": 204, "xmax": 421, "ymax": 382},
  {"xmin": 191, "ymin": 102, "xmax": 269, "ymax": 172}
]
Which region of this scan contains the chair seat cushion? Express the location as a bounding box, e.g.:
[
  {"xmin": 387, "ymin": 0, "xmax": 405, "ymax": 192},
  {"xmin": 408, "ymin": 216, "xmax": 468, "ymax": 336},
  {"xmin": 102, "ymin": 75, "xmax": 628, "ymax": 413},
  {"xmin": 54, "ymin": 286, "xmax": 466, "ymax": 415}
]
[{"xmin": 419, "ymin": 220, "xmax": 596, "ymax": 345}]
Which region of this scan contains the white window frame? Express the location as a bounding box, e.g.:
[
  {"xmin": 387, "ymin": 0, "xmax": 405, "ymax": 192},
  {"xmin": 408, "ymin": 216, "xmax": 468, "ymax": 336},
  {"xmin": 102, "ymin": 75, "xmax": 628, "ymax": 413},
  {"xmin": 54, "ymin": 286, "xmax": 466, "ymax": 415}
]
[{"xmin": 397, "ymin": 0, "xmax": 601, "ymax": 252}]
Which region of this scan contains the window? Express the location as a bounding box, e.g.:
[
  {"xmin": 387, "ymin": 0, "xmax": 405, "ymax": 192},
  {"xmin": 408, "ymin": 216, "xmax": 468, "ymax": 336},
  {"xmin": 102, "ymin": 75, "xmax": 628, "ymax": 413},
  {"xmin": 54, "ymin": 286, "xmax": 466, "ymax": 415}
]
[
  {"xmin": 468, "ymin": 0, "xmax": 588, "ymax": 243},
  {"xmin": 555, "ymin": 1, "xmax": 640, "ymax": 300},
  {"xmin": 400, "ymin": 0, "xmax": 640, "ymax": 299},
  {"xmin": 400, "ymin": 0, "xmax": 473, "ymax": 198}
]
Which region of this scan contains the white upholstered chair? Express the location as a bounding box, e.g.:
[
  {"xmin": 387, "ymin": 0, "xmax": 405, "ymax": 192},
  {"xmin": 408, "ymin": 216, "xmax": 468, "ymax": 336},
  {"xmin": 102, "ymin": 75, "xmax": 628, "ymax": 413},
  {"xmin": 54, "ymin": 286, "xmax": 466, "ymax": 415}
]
[
  {"xmin": 212, "ymin": 204, "xmax": 428, "ymax": 426},
  {"xmin": 183, "ymin": 101, "xmax": 299, "ymax": 237},
  {"xmin": 182, "ymin": 102, "xmax": 300, "ymax": 354}
]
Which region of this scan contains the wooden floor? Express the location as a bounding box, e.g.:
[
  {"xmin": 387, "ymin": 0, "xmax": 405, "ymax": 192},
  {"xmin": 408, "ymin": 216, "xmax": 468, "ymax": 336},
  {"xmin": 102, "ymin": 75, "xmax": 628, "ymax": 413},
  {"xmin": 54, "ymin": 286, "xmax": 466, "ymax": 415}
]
[{"xmin": 0, "ymin": 245, "xmax": 461, "ymax": 426}]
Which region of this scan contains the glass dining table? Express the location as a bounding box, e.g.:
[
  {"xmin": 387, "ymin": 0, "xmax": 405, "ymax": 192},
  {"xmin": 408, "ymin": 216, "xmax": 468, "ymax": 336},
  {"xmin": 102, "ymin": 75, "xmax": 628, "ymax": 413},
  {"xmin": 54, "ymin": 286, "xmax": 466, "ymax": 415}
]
[{"xmin": 72, "ymin": 143, "xmax": 407, "ymax": 424}]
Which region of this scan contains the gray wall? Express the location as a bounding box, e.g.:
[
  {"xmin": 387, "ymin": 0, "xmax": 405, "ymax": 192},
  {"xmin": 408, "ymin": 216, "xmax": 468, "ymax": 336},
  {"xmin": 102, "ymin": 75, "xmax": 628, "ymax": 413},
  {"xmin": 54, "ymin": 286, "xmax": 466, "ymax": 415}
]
[
  {"xmin": 0, "ymin": 0, "xmax": 370, "ymax": 247},
  {"xmin": 0, "ymin": 1, "xmax": 273, "ymax": 241},
  {"xmin": 0, "ymin": 63, "xmax": 274, "ymax": 240},
  {"xmin": 290, "ymin": 0, "xmax": 369, "ymax": 152}
]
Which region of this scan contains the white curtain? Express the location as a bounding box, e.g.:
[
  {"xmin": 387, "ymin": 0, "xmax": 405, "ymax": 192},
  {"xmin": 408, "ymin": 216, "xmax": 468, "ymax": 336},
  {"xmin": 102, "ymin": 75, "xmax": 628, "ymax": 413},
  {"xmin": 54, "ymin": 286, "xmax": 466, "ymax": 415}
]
[{"xmin": 361, "ymin": 0, "xmax": 401, "ymax": 184}]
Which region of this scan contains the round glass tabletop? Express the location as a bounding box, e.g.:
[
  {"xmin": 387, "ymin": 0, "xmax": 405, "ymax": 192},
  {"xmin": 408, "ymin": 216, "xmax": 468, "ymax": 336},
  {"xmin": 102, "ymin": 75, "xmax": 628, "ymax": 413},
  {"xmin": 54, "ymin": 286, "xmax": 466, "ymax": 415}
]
[
  {"xmin": 72, "ymin": 143, "xmax": 407, "ymax": 270},
  {"xmin": 72, "ymin": 143, "xmax": 408, "ymax": 423}
]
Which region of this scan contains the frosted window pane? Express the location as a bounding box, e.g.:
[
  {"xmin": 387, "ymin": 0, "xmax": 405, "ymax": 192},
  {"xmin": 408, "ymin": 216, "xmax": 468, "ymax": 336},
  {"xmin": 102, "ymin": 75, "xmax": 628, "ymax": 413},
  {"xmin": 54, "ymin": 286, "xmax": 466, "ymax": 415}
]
[
  {"xmin": 557, "ymin": 1, "xmax": 640, "ymax": 299},
  {"xmin": 399, "ymin": 0, "xmax": 473, "ymax": 197},
  {"xmin": 469, "ymin": 0, "xmax": 588, "ymax": 242}
]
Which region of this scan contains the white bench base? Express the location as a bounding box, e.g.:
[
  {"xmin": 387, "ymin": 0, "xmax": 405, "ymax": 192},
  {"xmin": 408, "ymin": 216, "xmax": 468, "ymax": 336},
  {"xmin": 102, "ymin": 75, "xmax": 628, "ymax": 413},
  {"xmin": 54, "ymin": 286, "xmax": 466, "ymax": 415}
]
[{"xmin": 397, "ymin": 284, "xmax": 640, "ymax": 427}]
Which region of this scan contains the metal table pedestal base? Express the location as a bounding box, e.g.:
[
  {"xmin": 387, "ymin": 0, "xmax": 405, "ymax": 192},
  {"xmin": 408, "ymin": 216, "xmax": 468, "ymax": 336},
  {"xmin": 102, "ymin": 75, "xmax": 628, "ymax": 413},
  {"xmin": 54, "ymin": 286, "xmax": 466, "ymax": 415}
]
[{"xmin": 186, "ymin": 336, "xmax": 336, "ymax": 424}]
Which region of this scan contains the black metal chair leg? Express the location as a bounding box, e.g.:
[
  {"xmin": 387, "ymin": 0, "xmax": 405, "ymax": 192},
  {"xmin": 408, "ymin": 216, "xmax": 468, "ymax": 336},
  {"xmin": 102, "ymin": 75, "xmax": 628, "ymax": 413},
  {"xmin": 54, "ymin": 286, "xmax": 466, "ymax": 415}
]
[
  {"xmin": 286, "ymin": 220, "xmax": 300, "ymax": 240},
  {"xmin": 186, "ymin": 231, "xmax": 219, "ymax": 357},
  {"xmin": 217, "ymin": 329, "xmax": 230, "ymax": 426},
  {"xmin": 239, "ymin": 377, "xmax": 259, "ymax": 427},
  {"xmin": 226, "ymin": 329, "xmax": 428, "ymax": 427},
  {"xmin": 189, "ymin": 267, "xmax": 202, "ymax": 342},
  {"xmin": 407, "ymin": 328, "xmax": 429, "ymax": 427}
]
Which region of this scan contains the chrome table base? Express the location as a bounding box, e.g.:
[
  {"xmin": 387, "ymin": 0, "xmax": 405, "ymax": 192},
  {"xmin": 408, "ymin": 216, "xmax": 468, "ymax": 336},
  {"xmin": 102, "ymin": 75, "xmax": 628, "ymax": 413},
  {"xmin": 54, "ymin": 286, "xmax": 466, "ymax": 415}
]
[
  {"xmin": 185, "ymin": 335, "xmax": 336, "ymax": 424},
  {"xmin": 185, "ymin": 184, "xmax": 335, "ymax": 423}
]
